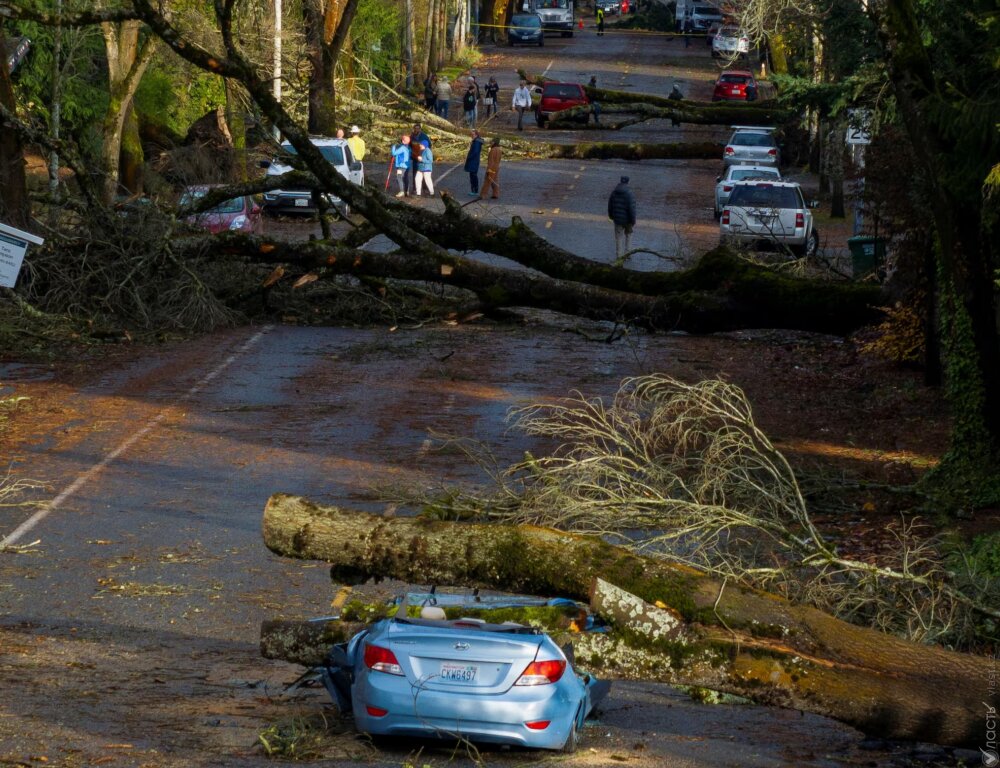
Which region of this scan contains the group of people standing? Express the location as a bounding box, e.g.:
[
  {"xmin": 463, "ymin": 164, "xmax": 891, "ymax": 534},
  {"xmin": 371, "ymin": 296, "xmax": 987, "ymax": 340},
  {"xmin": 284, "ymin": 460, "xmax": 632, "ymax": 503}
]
[
  {"xmin": 389, "ymin": 123, "xmax": 436, "ymax": 197},
  {"xmin": 424, "ymin": 73, "xmax": 501, "ymax": 129}
]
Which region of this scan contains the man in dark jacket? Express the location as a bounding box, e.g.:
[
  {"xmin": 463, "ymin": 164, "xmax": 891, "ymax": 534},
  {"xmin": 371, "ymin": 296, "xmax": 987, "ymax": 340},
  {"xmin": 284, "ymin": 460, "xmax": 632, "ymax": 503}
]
[
  {"xmin": 607, "ymin": 176, "xmax": 637, "ymax": 260},
  {"xmin": 464, "ymin": 130, "xmax": 484, "ymax": 196}
]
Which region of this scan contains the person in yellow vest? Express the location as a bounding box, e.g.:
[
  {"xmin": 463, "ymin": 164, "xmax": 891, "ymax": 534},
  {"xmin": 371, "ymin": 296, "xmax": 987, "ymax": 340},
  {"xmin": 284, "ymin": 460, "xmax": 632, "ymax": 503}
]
[{"xmin": 347, "ymin": 125, "xmax": 366, "ymax": 161}]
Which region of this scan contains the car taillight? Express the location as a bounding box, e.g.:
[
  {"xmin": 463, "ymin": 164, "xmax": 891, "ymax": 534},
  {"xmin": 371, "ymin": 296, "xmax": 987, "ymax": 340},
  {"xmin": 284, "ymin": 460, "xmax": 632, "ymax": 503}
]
[
  {"xmin": 723, "ymin": 185, "xmax": 733, "ymax": 192},
  {"xmin": 364, "ymin": 644, "xmax": 404, "ymax": 675},
  {"xmin": 366, "ymin": 705, "xmax": 388, "ymax": 717},
  {"xmin": 795, "ymin": 212, "xmax": 804, "ymax": 228},
  {"xmin": 722, "ymin": 210, "xmax": 730, "ymax": 225},
  {"xmin": 725, "ymin": 146, "xmax": 735, "ymax": 156},
  {"xmin": 767, "ymin": 149, "xmax": 777, "ymax": 156},
  {"xmin": 516, "ymin": 659, "xmax": 566, "ymax": 686},
  {"xmin": 525, "ymin": 720, "xmax": 551, "ymax": 730}
]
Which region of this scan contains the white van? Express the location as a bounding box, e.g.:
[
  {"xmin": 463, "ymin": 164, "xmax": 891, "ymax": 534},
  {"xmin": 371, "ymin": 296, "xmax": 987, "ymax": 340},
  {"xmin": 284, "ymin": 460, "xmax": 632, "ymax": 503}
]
[{"xmin": 260, "ymin": 137, "xmax": 364, "ymax": 216}]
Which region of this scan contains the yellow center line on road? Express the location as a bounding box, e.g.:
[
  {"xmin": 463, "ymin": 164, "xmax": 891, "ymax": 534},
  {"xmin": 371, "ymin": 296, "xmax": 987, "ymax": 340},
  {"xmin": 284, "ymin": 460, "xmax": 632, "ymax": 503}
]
[
  {"xmin": 545, "ymin": 221, "xmax": 553, "ymax": 229},
  {"xmin": 574, "ymin": 174, "xmax": 580, "ymax": 180},
  {"xmin": 568, "ymin": 184, "xmax": 575, "ymax": 190},
  {"xmin": 553, "ymin": 208, "xmax": 560, "ymax": 214}
]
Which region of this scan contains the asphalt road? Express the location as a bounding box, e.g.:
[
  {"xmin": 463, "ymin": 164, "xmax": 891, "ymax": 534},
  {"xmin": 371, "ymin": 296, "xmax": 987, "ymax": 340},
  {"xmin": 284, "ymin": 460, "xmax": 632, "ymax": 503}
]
[{"xmin": 0, "ymin": 21, "xmax": 964, "ymax": 768}]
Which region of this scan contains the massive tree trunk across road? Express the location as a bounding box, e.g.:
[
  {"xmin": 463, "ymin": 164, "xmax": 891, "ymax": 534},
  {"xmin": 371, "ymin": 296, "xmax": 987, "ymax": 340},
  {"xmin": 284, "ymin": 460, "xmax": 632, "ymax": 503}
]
[{"xmin": 261, "ymin": 494, "xmax": 994, "ymax": 749}]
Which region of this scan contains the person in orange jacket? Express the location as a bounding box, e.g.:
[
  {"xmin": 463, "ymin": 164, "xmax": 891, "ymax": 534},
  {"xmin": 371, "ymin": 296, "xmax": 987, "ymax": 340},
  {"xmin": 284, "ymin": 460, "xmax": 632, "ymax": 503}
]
[{"xmin": 479, "ymin": 138, "xmax": 502, "ymax": 200}]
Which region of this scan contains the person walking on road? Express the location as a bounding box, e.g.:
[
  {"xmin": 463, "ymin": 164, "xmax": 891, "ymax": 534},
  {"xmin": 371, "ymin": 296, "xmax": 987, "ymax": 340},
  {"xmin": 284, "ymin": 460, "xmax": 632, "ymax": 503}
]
[
  {"xmin": 468, "ymin": 75, "xmax": 482, "ymax": 123},
  {"xmin": 390, "ymin": 134, "xmax": 412, "ymax": 197},
  {"xmin": 463, "ymin": 84, "xmax": 478, "ymax": 128},
  {"xmin": 414, "ymin": 141, "xmax": 434, "ymax": 197},
  {"xmin": 607, "ymin": 176, "xmax": 637, "ymax": 260},
  {"xmin": 596, "ymin": 7, "xmax": 605, "ymax": 35},
  {"xmin": 347, "ymin": 125, "xmax": 366, "ymax": 161},
  {"xmin": 424, "ymin": 74, "xmax": 438, "ymax": 112},
  {"xmin": 464, "ymin": 129, "xmax": 484, "ymax": 196},
  {"xmin": 479, "ymin": 137, "xmax": 502, "ymax": 200},
  {"xmin": 436, "ymin": 75, "xmax": 452, "ymax": 119},
  {"xmin": 512, "ymin": 80, "xmax": 532, "ymax": 131},
  {"xmin": 484, "ymin": 77, "xmax": 500, "ymax": 119}
]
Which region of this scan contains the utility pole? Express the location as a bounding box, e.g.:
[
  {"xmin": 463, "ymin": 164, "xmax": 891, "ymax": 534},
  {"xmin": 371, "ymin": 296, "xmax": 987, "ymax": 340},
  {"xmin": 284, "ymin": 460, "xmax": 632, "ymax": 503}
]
[
  {"xmin": 273, "ymin": 0, "xmax": 282, "ymax": 140},
  {"xmin": 48, "ymin": 0, "xmax": 62, "ymax": 203}
]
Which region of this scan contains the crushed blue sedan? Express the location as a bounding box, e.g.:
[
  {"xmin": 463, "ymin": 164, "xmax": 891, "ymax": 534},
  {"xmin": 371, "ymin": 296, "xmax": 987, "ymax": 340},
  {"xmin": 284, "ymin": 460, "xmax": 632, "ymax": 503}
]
[{"xmin": 311, "ymin": 592, "xmax": 610, "ymax": 752}]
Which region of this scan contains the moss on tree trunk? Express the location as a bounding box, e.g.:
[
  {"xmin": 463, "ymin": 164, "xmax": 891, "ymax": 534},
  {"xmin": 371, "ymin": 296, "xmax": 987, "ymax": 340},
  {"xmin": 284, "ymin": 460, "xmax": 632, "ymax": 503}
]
[{"xmin": 261, "ymin": 494, "xmax": 996, "ymax": 748}]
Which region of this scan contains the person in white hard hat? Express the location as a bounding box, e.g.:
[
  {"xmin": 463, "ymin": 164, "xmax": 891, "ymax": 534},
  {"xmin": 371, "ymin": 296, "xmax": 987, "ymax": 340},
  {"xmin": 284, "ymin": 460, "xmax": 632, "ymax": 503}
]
[{"xmin": 347, "ymin": 125, "xmax": 366, "ymax": 161}]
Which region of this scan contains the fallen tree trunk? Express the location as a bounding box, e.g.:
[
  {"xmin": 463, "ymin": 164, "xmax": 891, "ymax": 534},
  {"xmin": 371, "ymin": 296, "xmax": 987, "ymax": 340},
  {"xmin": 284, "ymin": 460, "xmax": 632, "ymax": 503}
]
[
  {"xmin": 543, "ymin": 141, "xmax": 722, "ymax": 160},
  {"xmin": 547, "ymin": 102, "xmax": 788, "ymax": 131},
  {"xmin": 171, "ymin": 233, "xmax": 882, "ymax": 335},
  {"xmin": 262, "ymin": 494, "xmax": 995, "ymax": 748},
  {"xmin": 260, "ymin": 619, "xmax": 367, "ymax": 666}
]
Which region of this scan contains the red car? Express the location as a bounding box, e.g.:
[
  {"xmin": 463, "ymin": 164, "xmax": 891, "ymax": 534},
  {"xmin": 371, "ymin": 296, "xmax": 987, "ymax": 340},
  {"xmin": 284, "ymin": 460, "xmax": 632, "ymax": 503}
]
[
  {"xmin": 712, "ymin": 70, "xmax": 758, "ymax": 102},
  {"xmin": 180, "ymin": 185, "xmax": 264, "ymax": 235},
  {"xmin": 534, "ymin": 82, "xmax": 590, "ymax": 127}
]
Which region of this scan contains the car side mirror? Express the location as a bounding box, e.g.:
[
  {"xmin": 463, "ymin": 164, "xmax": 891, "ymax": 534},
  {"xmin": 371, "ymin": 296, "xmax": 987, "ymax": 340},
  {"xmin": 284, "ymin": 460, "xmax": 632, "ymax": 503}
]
[
  {"xmin": 258, "ymin": 159, "xmax": 271, "ymax": 169},
  {"xmin": 715, "ymin": 176, "xmax": 722, "ymax": 182},
  {"xmin": 350, "ymin": 161, "xmax": 362, "ymax": 172}
]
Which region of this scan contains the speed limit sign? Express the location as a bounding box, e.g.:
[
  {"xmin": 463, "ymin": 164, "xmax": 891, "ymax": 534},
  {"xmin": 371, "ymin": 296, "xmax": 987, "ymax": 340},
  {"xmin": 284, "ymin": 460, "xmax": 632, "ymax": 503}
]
[{"xmin": 846, "ymin": 108, "xmax": 873, "ymax": 145}]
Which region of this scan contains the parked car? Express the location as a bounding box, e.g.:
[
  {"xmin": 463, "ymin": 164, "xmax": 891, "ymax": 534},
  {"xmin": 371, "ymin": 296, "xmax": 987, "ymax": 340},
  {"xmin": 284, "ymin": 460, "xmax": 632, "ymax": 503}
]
[
  {"xmin": 534, "ymin": 82, "xmax": 590, "ymax": 127},
  {"xmin": 714, "ymin": 165, "xmax": 781, "ymax": 219},
  {"xmin": 712, "ymin": 26, "xmax": 750, "ymax": 57},
  {"xmin": 6, "ymin": 36, "xmax": 31, "ymax": 75},
  {"xmin": 705, "ymin": 21, "xmax": 722, "ymax": 46},
  {"xmin": 259, "ymin": 136, "xmax": 364, "ymax": 216},
  {"xmin": 179, "ymin": 185, "xmax": 263, "ymax": 234},
  {"xmin": 723, "ymin": 126, "xmax": 780, "ymax": 168},
  {"xmin": 690, "ymin": 3, "xmax": 724, "ymax": 30},
  {"xmin": 509, "ymin": 13, "xmax": 545, "ymax": 45},
  {"xmin": 315, "ymin": 592, "xmax": 610, "ymax": 752},
  {"xmin": 712, "ymin": 69, "xmax": 758, "ymax": 102},
  {"xmin": 720, "ymin": 180, "xmax": 819, "ymax": 257},
  {"xmin": 596, "ymin": 0, "xmax": 620, "ymax": 13}
]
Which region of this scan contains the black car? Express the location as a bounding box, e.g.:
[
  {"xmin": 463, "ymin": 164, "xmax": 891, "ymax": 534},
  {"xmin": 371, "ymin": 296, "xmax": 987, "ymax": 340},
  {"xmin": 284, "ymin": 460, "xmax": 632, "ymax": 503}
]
[{"xmin": 508, "ymin": 13, "xmax": 544, "ymax": 46}]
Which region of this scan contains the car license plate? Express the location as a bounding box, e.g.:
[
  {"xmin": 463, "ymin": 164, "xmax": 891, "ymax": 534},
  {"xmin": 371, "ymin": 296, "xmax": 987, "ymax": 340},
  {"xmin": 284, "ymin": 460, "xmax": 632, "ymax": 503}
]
[
  {"xmin": 440, "ymin": 663, "xmax": 478, "ymax": 683},
  {"xmin": 294, "ymin": 198, "xmax": 309, "ymax": 207},
  {"xmin": 732, "ymin": 88, "xmax": 741, "ymax": 95}
]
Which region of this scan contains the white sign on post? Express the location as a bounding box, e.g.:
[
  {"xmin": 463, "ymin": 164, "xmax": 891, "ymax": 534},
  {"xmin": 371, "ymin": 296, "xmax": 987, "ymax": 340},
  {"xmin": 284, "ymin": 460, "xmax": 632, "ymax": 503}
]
[
  {"xmin": 0, "ymin": 221, "xmax": 44, "ymax": 289},
  {"xmin": 846, "ymin": 108, "xmax": 874, "ymax": 145}
]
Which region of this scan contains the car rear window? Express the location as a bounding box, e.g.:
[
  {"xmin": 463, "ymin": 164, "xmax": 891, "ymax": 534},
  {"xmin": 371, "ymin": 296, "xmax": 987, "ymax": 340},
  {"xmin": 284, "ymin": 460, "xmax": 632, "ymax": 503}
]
[
  {"xmin": 694, "ymin": 6, "xmax": 720, "ymax": 14},
  {"xmin": 512, "ymin": 14, "xmax": 541, "ymax": 26},
  {"xmin": 719, "ymin": 74, "xmax": 751, "ymax": 85},
  {"xmin": 281, "ymin": 142, "xmax": 345, "ymax": 166},
  {"xmin": 536, "ymin": 0, "xmax": 569, "ymax": 7},
  {"xmin": 728, "ymin": 185, "xmax": 802, "ymax": 208},
  {"xmin": 731, "ymin": 132, "xmax": 775, "ymax": 147},
  {"xmin": 730, "ymin": 168, "xmax": 779, "ymax": 181},
  {"xmin": 543, "ymin": 84, "xmax": 583, "ymax": 99}
]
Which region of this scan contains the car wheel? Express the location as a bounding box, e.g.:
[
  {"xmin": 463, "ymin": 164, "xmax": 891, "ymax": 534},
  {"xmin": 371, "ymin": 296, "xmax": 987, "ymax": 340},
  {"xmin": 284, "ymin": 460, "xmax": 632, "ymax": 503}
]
[
  {"xmin": 713, "ymin": 208, "xmax": 721, "ymax": 221},
  {"xmin": 805, "ymin": 228, "xmax": 819, "ymax": 258},
  {"xmin": 536, "ymin": 111, "xmax": 546, "ymax": 127},
  {"xmin": 562, "ymin": 714, "xmax": 579, "ymax": 753}
]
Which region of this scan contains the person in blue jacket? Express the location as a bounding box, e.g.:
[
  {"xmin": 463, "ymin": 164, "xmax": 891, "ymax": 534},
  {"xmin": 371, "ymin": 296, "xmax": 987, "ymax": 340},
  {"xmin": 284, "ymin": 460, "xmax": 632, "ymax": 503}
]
[
  {"xmin": 390, "ymin": 134, "xmax": 412, "ymax": 197},
  {"xmin": 414, "ymin": 141, "xmax": 434, "ymax": 196},
  {"xmin": 463, "ymin": 130, "xmax": 484, "ymax": 196}
]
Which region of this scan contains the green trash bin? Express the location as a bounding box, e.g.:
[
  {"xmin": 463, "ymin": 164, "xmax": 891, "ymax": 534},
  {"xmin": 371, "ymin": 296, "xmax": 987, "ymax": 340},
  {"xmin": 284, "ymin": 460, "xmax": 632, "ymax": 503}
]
[{"xmin": 847, "ymin": 236, "xmax": 886, "ymax": 279}]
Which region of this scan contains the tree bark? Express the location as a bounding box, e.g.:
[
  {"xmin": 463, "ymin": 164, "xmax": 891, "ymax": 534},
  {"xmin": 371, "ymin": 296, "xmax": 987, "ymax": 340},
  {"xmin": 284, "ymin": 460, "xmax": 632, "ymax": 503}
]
[
  {"xmin": 261, "ymin": 494, "xmax": 995, "ymax": 748},
  {"xmin": 0, "ymin": 30, "xmax": 30, "ymax": 228}
]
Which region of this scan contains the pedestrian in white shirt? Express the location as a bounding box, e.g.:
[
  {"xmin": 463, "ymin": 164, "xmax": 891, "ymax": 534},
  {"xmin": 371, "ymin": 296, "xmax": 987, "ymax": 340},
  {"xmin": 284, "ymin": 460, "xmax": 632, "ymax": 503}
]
[{"xmin": 512, "ymin": 80, "xmax": 533, "ymax": 131}]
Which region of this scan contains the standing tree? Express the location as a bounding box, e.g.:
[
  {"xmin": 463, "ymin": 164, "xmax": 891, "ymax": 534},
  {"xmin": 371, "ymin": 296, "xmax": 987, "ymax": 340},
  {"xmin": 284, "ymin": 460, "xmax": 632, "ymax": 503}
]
[
  {"xmin": 304, "ymin": 0, "xmax": 361, "ymax": 134},
  {"xmin": 98, "ymin": 14, "xmax": 158, "ymax": 201},
  {"xmin": 0, "ymin": 27, "xmax": 30, "ymax": 228}
]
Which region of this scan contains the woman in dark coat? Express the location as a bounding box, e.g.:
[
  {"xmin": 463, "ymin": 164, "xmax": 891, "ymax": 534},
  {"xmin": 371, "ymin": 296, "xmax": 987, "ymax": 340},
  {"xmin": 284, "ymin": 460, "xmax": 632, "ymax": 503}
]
[{"xmin": 463, "ymin": 130, "xmax": 484, "ymax": 196}]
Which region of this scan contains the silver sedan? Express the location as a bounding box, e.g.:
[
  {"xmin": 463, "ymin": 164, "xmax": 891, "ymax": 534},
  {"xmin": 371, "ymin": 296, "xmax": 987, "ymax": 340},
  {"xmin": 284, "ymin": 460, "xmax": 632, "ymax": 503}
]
[{"xmin": 723, "ymin": 126, "xmax": 780, "ymax": 168}]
